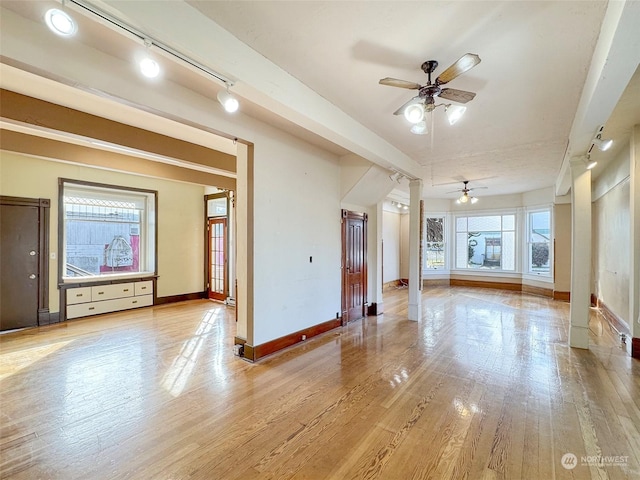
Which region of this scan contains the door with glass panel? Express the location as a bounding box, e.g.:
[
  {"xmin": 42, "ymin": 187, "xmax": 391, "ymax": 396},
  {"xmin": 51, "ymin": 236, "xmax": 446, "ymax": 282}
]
[{"xmin": 208, "ymin": 218, "xmax": 227, "ymax": 301}]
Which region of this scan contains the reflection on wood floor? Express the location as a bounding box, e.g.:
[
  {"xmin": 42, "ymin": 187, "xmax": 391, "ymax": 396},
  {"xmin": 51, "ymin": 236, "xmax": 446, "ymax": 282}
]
[{"xmin": 1, "ymin": 286, "xmax": 639, "ymax": 479}]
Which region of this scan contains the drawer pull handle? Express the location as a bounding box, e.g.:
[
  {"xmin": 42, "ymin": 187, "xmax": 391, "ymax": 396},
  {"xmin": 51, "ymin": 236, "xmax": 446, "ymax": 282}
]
[
  {"xmin": 123, "ymin": 289, "xmax": 129, "ymax": 292},
  {"xmin": 132, "ymin": 300, "xmax": 138, "ymax": 304},
  {"xmin": 140, "ymin": 287, "xmax": 147, "ymax": 290},
  {"xmin": 97, "ymin": 291, "xmax": 104, "ymax": 295},
  {"xmin": 88, "ymin": 307, "xmax": 95, "ymax": 311},
  {"xmin": 76, "ymin": 293, "xmax": 83, "ymax": 297}
]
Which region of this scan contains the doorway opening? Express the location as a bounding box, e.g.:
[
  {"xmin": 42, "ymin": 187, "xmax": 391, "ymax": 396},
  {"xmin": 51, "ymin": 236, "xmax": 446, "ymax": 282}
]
[{"xmin": 205, "ymin": 192, "xmax": 231, "ymax": 302}]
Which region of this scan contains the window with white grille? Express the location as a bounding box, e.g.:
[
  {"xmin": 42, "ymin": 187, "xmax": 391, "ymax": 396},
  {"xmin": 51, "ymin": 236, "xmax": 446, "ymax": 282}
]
[
  {"xmin": 527, "ymin": 209, "xmax": 551, "ymax": 275},
  {"xmin": 424, "ymin": 216, "xmax": 446, "ymax": 269},
  {"xmin": 60, "ymin": 179, "xmax": 156, "ymax": 280},
  {"xmin": 455, "ymin": 214, "xmax": 516, "ymax": 271}
]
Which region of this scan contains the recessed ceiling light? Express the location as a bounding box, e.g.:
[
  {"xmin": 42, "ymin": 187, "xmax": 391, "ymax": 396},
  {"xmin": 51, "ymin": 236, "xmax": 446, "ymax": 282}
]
[
  {"xmin": 44, "ymin": 9, "xmax": 77, "ymax": 37},
  {"xmin": 139, "ymin": 57, "xmax": 160, "ymax": 78}
]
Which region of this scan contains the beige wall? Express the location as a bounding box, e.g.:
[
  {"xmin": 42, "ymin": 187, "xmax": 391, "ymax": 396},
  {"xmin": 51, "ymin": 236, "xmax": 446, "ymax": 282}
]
[
  {"xmin": 553, "ymin": 203, "xmax": 572, "ymax": 293},
  {"xmin": 0, "ymin": 151, "xmax": 206, "ymax": 314},
  {"xmin": 593, "ymin": 178, "xmax": 631, "ymax": 323}
]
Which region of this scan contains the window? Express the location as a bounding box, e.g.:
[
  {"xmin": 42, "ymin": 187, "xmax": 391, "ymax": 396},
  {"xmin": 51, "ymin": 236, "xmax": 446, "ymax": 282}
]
[
  {"xmin": 527, "ymin": 209, "xmax": 551, "ymax": 275},
  {"xmin": 60, "ymin": 179, "xmax": 157, "ymax": 281},
  {"xmin": 424, "ymin": 216, "xmax": 446, "ymax": 269},
  {"xmin": 455, "ymin": 214, "xmax": 515, "ymax": 271}
]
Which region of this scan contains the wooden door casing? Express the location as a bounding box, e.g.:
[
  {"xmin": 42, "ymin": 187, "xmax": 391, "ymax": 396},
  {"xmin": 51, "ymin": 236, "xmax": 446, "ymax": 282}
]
[
  {"xmin": 341, "ymin": 210, "xmax": 367, "ymax": 324},
  {"xmin": 208, "ymin": 217, "xmax": 228, "ymax": 301}
]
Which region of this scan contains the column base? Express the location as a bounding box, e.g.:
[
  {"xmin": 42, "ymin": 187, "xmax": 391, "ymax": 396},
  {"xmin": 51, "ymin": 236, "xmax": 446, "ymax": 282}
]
[
  {"xmin": 408, "ymin": 303, "xmax": 421, "ymax": 321},
  {"xmin": 367, "ymin": 302, "xmax": 383, "ymax": 316},
  {"xmin": 569, "ymin": 324, "xmax": 589, "ymax": 349}
]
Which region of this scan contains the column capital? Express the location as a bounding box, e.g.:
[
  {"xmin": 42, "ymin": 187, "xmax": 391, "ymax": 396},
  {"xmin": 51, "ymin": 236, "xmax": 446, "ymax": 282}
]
[
  {"xmin": 409, "ymin": 178, "xmax": 423, "ymax": 188},
  {"xmin": 569, "ymin": 155, "xmax": 590, "ymax": 173}
]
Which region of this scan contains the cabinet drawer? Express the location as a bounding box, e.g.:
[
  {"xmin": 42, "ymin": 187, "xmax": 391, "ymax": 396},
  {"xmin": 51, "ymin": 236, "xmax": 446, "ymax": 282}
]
[
  {"xmin": 66, "ymin": 287, "xmax": 92, "ymax": 305},
  {"xmin": 67, "ymin": 295, "xmax": 154, "ymax": 319},
  {"xmin": 135, "ymin": 280, "xmax": 153, "ymax": 296},
  {"xmin": 91, "ymin": 283, "xmax": 134, "ymax": 301},
  {"xmin": 67, "ymin": 301, "xmax": 108, "ymax": 319},
  {"xmin": 126, "ymin": 294, "xmax": 153, "ymax": 309}
]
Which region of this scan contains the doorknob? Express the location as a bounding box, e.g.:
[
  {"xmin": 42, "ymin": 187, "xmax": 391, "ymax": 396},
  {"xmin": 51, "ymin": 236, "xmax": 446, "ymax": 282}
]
[
  {"xmin": 29, "ymin": 274, "xmax": 36, "ymax": 279},
  {"xmin": 29, "ymin": 250, "xmax": 36, "ymax": 256}
]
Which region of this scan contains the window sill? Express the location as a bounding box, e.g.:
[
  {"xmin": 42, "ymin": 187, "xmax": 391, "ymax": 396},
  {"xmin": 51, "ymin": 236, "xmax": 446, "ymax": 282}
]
[
  {"xmin": 61, "ymin": 271, "xmax": 156, "ymax": 287},
  {"xmin": 522, "ymin": 273, "xmax": 553, "ymax": 283}
]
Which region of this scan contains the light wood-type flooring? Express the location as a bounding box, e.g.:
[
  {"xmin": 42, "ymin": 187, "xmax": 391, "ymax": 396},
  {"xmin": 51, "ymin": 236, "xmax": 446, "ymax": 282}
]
[{"xmin": 1, "ymin": 286, "xmax": 639, "ymax": 479}]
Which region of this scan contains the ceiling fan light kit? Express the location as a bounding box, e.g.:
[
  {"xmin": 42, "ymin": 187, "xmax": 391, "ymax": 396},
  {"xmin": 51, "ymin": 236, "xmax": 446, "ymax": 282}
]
[
  {"xmin": 449, "ymin": 180, "xmax": 486, "ymax": 205},
  {"xmin": 380, "ymin": 53, "xmax": 481, "ymax": 134},
  {"xmin": 404, "ymin": 103, "xmax": 425, "ymax": 124},
  {"xmin": 445, "ymin": 104, "xmax": 467, "ymax": 125},
  {"xmin": 410, "ymin": 121, "xmax": 428, "ymax": 135}
]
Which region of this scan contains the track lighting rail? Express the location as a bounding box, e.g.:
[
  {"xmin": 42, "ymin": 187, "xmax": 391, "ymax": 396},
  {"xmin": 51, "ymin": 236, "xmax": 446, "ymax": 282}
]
[{"xmin": 67, "ymin": 0, "xmax": 235, "ymax": 87}]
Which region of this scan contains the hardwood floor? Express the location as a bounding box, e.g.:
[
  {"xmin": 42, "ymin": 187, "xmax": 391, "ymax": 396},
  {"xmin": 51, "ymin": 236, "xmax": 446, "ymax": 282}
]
[{"xmin": 1, "ymin": 287, "xmax": 639, "ymax": 479}]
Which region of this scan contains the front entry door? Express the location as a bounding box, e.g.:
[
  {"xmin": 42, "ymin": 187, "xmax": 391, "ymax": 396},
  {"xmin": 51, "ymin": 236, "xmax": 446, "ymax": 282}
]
[
  {"xmin": 208, "ymin": 217, "xmax": 228, "ymax": 301},
  {"xmin": 342, "ymin": 210, "xmax": 367, "ymax": 324},
  {"xmin": 0, "ymin": 202, "xmax": 40, "ymax": 330}
]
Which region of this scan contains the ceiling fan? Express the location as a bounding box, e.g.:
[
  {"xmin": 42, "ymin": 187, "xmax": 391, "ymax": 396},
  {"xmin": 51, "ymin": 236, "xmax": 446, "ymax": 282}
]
[
  {"xmin": 379, "ymin": 53, "xmax": 481, "ymax": 131},
  {"xmin": 447, "ymin": 180, "xmax": 487, "ymax": 204}
]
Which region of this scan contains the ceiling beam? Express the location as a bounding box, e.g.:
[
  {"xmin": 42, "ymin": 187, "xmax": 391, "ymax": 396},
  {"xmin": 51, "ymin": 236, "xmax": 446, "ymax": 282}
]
[
  {"xmin": 0, "ymin": 89, "xmax": 236, "ymax": 175},
  {"xmin": 1, "ymin": 129, "xmax": 236, "ymax": 190}
]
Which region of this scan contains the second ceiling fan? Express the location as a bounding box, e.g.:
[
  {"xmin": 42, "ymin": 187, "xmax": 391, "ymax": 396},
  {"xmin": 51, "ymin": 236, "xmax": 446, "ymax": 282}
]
[{"xmin": 379, "ymin": 53, "xmax": 481, "ymax": 132}]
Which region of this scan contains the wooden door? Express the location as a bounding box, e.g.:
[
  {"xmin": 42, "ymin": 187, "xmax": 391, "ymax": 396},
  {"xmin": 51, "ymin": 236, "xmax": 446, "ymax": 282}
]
[
  {"xmin": 208, "ymin": 217, "xmax": 227, "ymax": 301},
  {"xmin": 342, "ymin": 210, "xmax": 367, "ymax": 324},
  {"xmin": 0, "ymin": 202, "xmax": 40, "ymax": 330}
]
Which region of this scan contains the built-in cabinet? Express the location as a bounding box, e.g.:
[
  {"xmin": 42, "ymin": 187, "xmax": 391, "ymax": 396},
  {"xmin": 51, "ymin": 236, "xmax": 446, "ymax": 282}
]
[{"xmin": 65, "ymin": 280, "xmax": 153, "ymax": 319}]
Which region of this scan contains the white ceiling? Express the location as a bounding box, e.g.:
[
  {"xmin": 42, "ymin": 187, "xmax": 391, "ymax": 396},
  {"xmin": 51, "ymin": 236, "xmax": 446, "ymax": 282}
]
[{"xmin": 1, "ymin": 0, "xmax": 639, "ymax": 201}]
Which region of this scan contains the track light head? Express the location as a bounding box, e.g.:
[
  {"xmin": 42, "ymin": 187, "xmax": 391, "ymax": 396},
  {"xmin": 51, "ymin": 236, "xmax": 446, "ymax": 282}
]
[
  {"xmin": 585, "ymin": 155, "xmax": 597, "ymax": 170},
  {"xmin": 592, "ymin": 135, "xmax": 612, "ymax": 152},
  {"xmin": 217, "ymin": 87, "xmax": 239, "ymax": 113},
  {"xmin": 139, "ymin": 57, "xmax": 160, "ymax": 78},
  {"xmin": 589, "ymin": 126, "xmax": 612, "ymax": 153}
]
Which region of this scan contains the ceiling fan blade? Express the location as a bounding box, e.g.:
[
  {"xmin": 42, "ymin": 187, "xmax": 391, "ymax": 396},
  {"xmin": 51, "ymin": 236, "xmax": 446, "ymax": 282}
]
[
  {"xmin": 379, "ymin": 77, "xmax": 422, "ymax": 89},
  {"xmin": 435, "ymin": 53, "xmax": 481, "ymax": 85},
  {"xmin": 445, "ymin": 189, "xmax": 464, "ymax": 194},
  {"xmin": 468, "ymin": 187, "xmax": 488, "ymax": 191},
  {"xmin": 439, "ymin": 88, "xmax": 476, "ymax": 104},
  {"xmin": 393, "ymin": 96, "xmax": 422, "ymax": 115}
]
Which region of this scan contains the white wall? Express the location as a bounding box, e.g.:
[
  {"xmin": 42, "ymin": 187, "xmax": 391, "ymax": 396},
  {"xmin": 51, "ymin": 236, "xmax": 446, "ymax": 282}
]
[
  {"xmin": 0, "ymin": 151, "xmax": 205, "ymax": 312},
  {"xmin": 383, "ymin": 210, "xmax": 401, "ymax": 283},
  {"xmin": 400, "ymin": 213, "xmax": 410, "ymax": 279},
  {"xmin": 253, "ymin": 134, "xmax": 341, "ymax": 345},
  {"xmin": 593, "ymin": 148, "xmax": 631, "ymax": 324}
]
